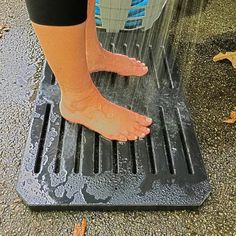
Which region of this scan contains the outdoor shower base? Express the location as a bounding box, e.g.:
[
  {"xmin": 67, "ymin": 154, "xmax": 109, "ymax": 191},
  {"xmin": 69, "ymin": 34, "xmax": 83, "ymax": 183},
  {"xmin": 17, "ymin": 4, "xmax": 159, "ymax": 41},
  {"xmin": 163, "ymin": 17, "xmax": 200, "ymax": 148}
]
[
  {"xmin": 17, "ymin": 42, "xmax": 211, "ymax": 210},
  {"xmin": 16, "ymin": 6, "xmax": 211, "ymax": 208}
]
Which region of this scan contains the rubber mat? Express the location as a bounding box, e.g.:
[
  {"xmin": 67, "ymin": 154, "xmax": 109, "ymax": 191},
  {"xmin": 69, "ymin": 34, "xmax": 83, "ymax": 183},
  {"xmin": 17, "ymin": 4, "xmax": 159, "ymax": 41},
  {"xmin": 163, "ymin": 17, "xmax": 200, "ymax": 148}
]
[{"xmin": 17, "ymin": 4, "xmax": 211, "ymax": 211}]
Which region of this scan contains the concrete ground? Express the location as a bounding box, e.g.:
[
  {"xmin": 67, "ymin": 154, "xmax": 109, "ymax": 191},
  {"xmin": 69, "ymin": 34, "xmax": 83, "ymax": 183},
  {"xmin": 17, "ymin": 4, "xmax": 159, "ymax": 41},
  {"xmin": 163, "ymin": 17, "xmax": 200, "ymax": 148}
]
[{"xmin": 0, "ymin": 0, "xmax": 235, "ymax": 235}]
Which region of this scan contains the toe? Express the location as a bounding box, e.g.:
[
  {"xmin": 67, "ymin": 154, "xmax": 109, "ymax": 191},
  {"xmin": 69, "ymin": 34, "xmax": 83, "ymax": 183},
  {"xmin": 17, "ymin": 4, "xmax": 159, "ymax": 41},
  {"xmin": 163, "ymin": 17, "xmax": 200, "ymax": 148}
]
[
  {"xmin": 131, "ymin": 59, "xmax": 139, "ymax": 66},
  {"xmin": 138, "ymin": 132, "xmax": 147, "ymax": 138},
  {"xmin": 135, "ymin": 114, "xmax": 153, "ymax": 126},
  {"xmin": 133, "ymin": 66, "xmax": 148, "ymax": 76},
  {"xmin": 117, "ymin": 134, "xmax": 128, "ymax": 142},
  {"xmin": 134, "ymin": 126, "xmax": 150, "ymax": 138},
  {"xmin": 142, "ymin": 66, "xmax": 148, "ymax": 74},
  {"xmin": 135, "ymin": 126, "xmax": 150, "ymax": 135},
  {"xmin": 130, "ymin": 58, "xmax": 141, "ymax": 64},
  {"xmin": 129, "ymin": 58, "xmax": 137, "ymax": 64},
  {"xmin": 134, "ymin": 59, "xmax": 146, "ymax": 67},
  {"xmin": 136, "ymin": 62, "xmax": 146, "ymax": 67},
  {"xmin": 120, "ymin": 128, "xmax": 138, "ymax": 141},
  {"xmin": 127, "ymin": 133, "xmax": 138, "ymax": 141},
  {"xmin": 133, "ymin": 129, "xmax": 146, "ymax": 139}
]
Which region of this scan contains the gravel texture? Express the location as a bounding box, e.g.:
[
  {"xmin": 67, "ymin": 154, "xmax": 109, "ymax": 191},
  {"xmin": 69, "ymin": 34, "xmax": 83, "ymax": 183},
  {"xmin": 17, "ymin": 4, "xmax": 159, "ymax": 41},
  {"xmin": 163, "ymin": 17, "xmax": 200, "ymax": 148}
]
[{"xmin": 0, "ymin": 0, "xmax": 235, "ymax": 235}]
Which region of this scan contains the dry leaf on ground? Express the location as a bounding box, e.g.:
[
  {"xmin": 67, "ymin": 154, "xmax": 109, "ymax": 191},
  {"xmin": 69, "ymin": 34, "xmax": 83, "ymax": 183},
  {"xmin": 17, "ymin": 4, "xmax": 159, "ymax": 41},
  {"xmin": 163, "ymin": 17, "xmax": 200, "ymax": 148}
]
[
  {"xmin": 213, "ymin": 51, "xmax": 236, "ymax": 69},
  {"xmin": 230, "ymin": 111, "xmax": 236, "ymax": 120},
  {"xmin": 223, "ymin": 119, "xmax": 236, "ymax": 124},
  {"xmin": 224, "ymin": 107, "xmax": 236, "ymax": 124},
  {"xmin": 0, "ymin": 24, "xmax": 10, "ymax": 38},
  {"xmin": 73, "ymin": 218, "xmax": 87, "ymax": 236}
]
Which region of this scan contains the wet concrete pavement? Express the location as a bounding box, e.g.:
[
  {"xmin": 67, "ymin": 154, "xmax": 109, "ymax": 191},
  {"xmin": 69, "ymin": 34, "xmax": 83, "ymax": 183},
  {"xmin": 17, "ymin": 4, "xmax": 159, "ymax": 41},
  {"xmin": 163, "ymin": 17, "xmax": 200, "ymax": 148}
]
[{"xmin": 0, "ymin": 0, "xmax": 236, "ymax": 235}]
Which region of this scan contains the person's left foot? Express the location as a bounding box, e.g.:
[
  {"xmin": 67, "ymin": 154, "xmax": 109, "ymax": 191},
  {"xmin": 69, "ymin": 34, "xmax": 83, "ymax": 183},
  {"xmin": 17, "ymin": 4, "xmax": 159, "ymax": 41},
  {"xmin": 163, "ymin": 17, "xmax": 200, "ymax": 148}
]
[{"xmin": 87, "ymin": 47, "xmax": 148, "ymax": 77}]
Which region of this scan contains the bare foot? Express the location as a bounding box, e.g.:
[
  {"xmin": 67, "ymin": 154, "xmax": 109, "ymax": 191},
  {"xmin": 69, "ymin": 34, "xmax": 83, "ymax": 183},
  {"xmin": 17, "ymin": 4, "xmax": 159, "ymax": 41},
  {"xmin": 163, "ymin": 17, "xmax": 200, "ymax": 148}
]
[
  {"xmin": 87, "ymin": 47, "xmax": 148, "ymax": 77},
  {"xmin": 60, "ymin": 83, "xmax": 152, "ymax": 141}
]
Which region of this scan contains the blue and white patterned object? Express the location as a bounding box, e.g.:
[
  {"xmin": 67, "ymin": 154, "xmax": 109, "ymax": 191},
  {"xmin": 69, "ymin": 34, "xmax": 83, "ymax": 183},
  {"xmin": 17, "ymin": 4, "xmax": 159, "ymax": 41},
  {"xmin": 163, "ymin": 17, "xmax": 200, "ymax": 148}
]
[
  {"xmin": 131, "ymin": 0, "xmax": 148, "ymax": 7},
  {"xmin": 95, "ymin": 0, "xmax": 167, "ymax": 32}
]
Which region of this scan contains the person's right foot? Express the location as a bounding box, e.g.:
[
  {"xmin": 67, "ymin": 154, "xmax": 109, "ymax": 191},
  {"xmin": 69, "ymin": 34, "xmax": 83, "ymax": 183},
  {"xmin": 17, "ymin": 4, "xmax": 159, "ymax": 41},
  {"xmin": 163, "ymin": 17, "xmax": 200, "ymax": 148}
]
[{"xmin": 60, "ymin": 83, "xmax": 152, "ymax": 141}]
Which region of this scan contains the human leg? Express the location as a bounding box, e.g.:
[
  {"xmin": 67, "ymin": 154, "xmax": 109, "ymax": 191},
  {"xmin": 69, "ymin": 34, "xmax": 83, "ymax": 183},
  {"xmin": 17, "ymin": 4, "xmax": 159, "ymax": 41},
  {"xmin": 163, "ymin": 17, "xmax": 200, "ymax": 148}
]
[
  {"xmin": 25, "ymin": 0, "xmax": 152, "ymax": 141},
  {"xmin": 86, "ymin": 0, "xmax": 149, "ymax": 76}
]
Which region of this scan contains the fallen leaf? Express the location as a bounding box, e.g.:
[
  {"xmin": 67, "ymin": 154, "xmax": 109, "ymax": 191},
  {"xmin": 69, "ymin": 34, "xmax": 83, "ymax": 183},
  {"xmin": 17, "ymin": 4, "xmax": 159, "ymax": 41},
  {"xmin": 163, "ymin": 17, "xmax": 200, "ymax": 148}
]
[
  {"xmin": 224, "ymin": 107, "xmax": 236, "ymax": 124},
  {"xmin": 3, "ymin": 27, "xmax": 10, "ymax": 32},
  {"xmin": 73, "ymin": 218, "xmax": 87, "ymax": 236},
  {"xmin": 0, "ymin": 24, "xmax": 10, "ymax": 38},
  {"xmin": 213, "ymin": 51, "xmax": 236, "ymax": 69},
  {"xmin": 230, "ymin": 111, "xmax": 236, "ymax": 120},
  {"xmin": 73, "ymin": 224, "xmax": 81, "ymax": 236},
  {"xmin": 223, "ymin": 119, "xmax": 236, "ymax": 124}
]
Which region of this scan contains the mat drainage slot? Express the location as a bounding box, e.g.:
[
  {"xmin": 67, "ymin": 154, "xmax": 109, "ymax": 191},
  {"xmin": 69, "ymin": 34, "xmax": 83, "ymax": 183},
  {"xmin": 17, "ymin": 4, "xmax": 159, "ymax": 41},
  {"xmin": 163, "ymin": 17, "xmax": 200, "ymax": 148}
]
[
  {"xmin": 94, "ymin": 133, "xmax": 100, "ymax": 174},
  {"xmin": 130, "ymin": 141, "xmax": 137, "ymax": 174},
  {"xmin": 34, "ymin": 103, "xmax": 51, "ymax": 174},
  {"xmin": 148, "ymin": 45, "xmax": 160, "ymax": 89},
  {"xmin": 176, "ymin": 108, "xmax": 194, "ymax": 175},
  {"xmin": 51, "ymin": 74, "xmax": 56, "ymax": 85},
  {"xmin": 159, "ymin": 107, "xmax": 175, "ymax": 175},
  {"xmin": 112, "ymin": 141, "xmax": 118, "ymax": 174},
  {"xmin": 146, "ymin": 134, "xmax": 156, "ymax": 174},
  {"xmin": 136, "ymin": 44, "xmax": 141, "ymax": 59},
  {"xmin": 123, "ymin": 43, "xmax": 127, "ymax": 54},
  {"xmin": 123, "ymin": 43, "xmax": 130, "ymax": 86},
  {"xmin": 54, "ymin": 118, "xmax": 65, "ymax": 174},
  {"xmin": 74, "ymin": 125, "xmax": 82, "ymax": 174},
  {"xmin": 162, "ymin": 46, "xmax": 174, "ymax": 89}
]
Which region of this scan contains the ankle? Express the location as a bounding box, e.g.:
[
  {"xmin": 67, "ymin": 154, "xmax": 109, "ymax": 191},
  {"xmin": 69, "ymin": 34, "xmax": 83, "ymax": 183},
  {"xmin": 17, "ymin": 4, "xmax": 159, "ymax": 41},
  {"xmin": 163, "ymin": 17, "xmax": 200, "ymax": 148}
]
[
  {"xmin": 60, "ymin": 83, "xmax": 101, "ymax": 109},
  {"xmin": 86, "ymin": 41, "xmax": 103, "ymax": 54}
]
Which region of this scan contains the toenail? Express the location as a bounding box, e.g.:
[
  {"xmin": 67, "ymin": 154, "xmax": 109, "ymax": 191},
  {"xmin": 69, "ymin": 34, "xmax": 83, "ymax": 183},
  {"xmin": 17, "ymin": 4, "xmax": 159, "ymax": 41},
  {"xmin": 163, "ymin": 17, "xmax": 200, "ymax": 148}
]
[
  {"xmin": 146, "ymin": 128, "xmax": 150, "ymax": 132},
  {"xmin": 120, "ymin": 137, "xmax": 127, "ymax": 141},
  {"xmin": 146, "ymin": 118, "xmax": 152, "ymax": 123},
  {"xmin": 140, "ymin": 133, "xmax": 145, "ymax": 137}
]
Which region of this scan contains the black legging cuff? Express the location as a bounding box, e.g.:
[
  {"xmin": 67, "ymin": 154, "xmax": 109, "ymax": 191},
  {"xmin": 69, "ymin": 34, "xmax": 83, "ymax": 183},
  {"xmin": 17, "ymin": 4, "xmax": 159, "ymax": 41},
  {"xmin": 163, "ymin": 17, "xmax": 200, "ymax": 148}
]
[{"xmin": 25, "ymin": 0, "xmax": 88, "ymax": 26}]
